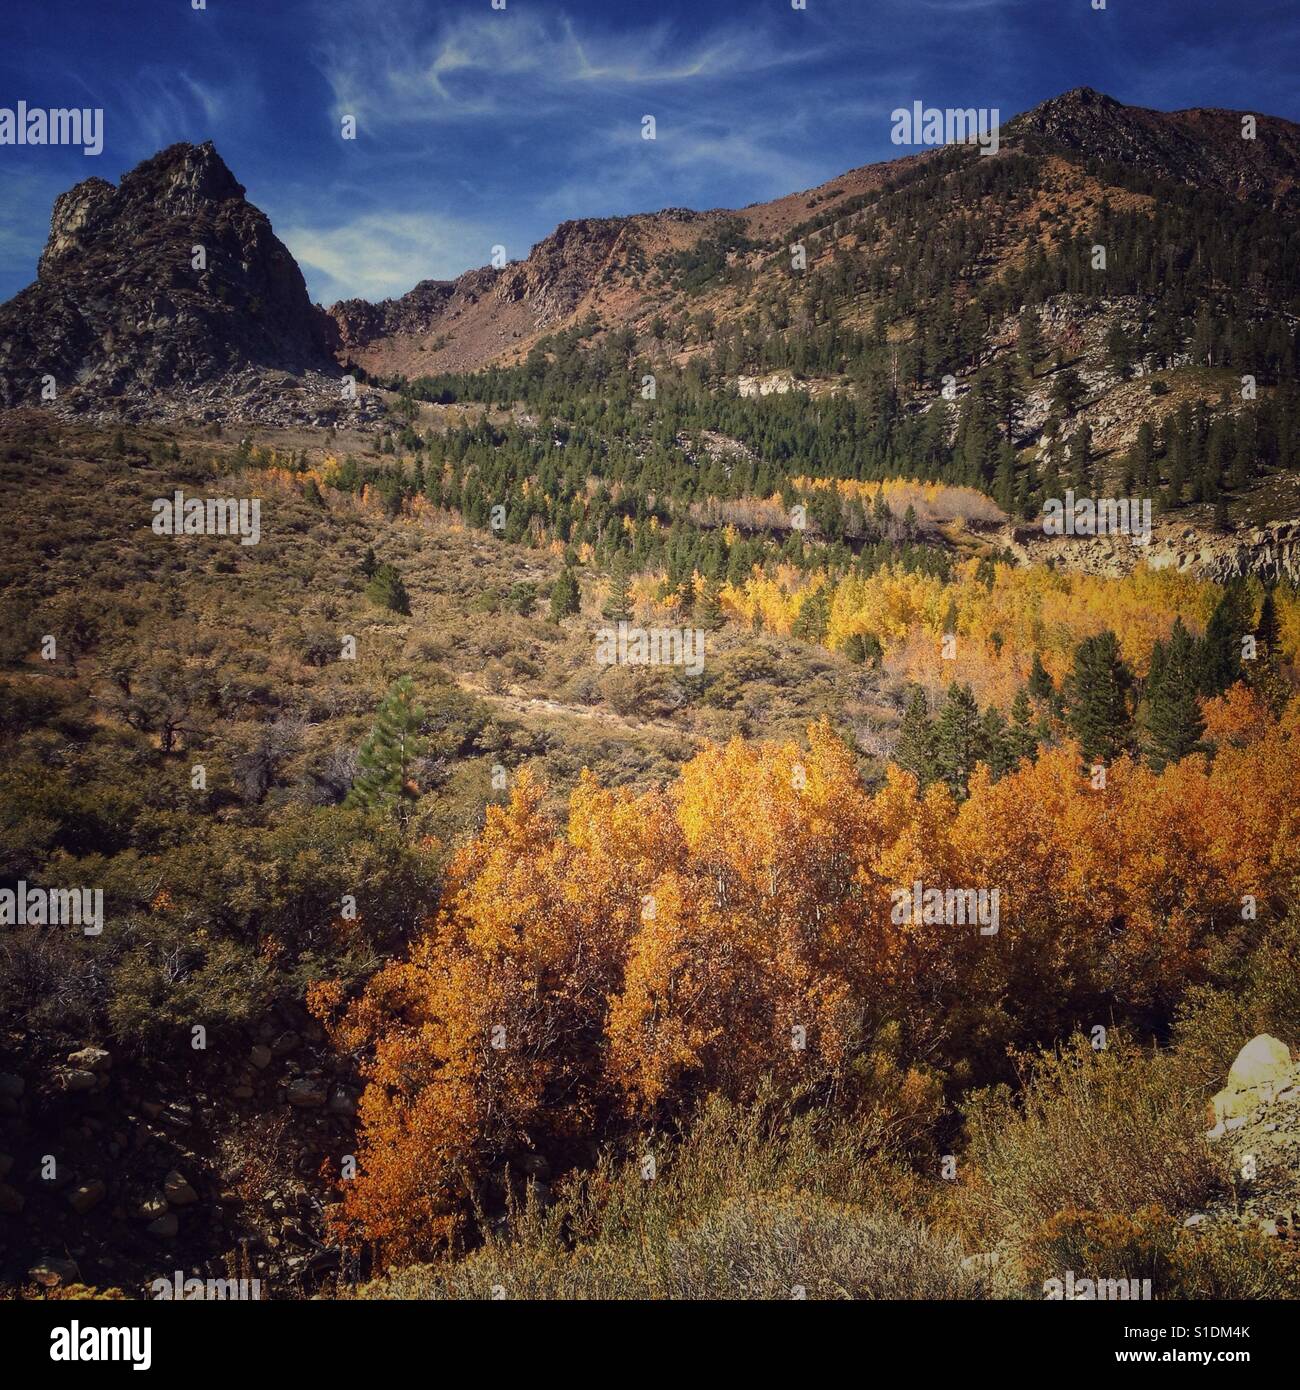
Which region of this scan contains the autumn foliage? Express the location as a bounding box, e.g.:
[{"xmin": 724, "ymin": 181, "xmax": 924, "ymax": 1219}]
[{"xmin": 315, "ymin": 709, "xmax": 1300, "ymax": 1264}]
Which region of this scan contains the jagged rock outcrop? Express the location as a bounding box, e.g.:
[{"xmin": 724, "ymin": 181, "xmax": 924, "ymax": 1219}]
[
  {"xmin": 0, "ymin": 142, "xmax": 356, "ymax": 421},
  {"xmin": 1005, "ymin": 518, "xmax": 1300, "ymax": 584}
]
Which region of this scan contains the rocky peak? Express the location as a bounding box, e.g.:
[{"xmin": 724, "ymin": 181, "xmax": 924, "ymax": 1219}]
[
  {"xmin": 0, "ymin": 141, "xmax": 346, "ymax": 420},
  {"xmin": 1007, "ymin": 87, "xmax": 1300, "ymax": 206},
  {"xmin": 117, "ymin": 140, "xmax": 246, "ymax": 216}
]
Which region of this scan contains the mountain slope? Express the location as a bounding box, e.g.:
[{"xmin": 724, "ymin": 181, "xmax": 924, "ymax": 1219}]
[{"xmin": 326, "ymin": 88, "xmax": 1300, "ymax": 381}]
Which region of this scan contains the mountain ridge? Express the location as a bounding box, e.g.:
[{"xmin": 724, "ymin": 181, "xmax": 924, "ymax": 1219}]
[{"xmin": 1, "ymin": 87, "xmax": 1298, "ymax": 420}]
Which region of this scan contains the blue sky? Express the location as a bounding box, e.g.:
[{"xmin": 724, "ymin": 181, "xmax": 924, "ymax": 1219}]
[{"xmin": 1, "ymin": 0, "xmax": 1297, "ymax": 307}]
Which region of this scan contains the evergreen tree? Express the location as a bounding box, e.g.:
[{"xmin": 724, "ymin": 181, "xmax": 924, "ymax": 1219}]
[
  {"xmin": 696, "ymin": 576, "xmax": 725, "ymax": 631},
  {"xmin": 602, "ymin": 556, "xmax": 634, "ymax": 621},
  {"xmin": 932, "ymin": 682, "xmax": 982, "ymax": 800},
  {"xmin": 549, "ymin": 567, "xmax": 581, "ymax": 621},
  {"xmin": 347, "ymin": 676, "xmax": 427, "ymax": 820},
  {"xmin": 895, "ymin": 687, "xmax": 936, "ymax": 788},
  {"xmin": 1256, "ymin": 589, "xmax": 1282, "ymax": 660},
  {"xmin": 1017, "ymin": 308, "xmax": 1043, "ymax": 381},
  {"xmin": 1027, "ymin": 651, "xmax": 1055, "ymax": 704},
  {"xmin": 360, "ymin": 545, "xmax": 378, "ymax": 578},
  {"xmin": 366, "ymin": 562, "xmax": 411, "ymax": 615},
  {"xmin": 1050, "ymin": 367, "xmax": 1085, "ymax": 418},
  {"xmin": 1064, "ymin": 629, "xmax": 1133, "ymax": 764},
  {"xmin": 792, "ymin": 589, "xmax": 830, "ymax": 643},
  {"xmin": 1199, "ymin": 583, "xmax": 1248, "ymax": 697},
  {"xmin": 978, "ymin": 705, "xmax": 1015, "ymax": 782},
  {"xmin": 1248, "ymin": 589, "xmax": 1290, "ymax": 716},
  {"xmin": 1143, "ymin": 618, "xmax": 1205, "ymax": 772},
  {"xmin": 942, "ymin": 598, "xmax": 959, "ymax": 640},
  {"xmin": 1105, "ymin": 320, "xmax": 1133, "ymax": 380},
  {"xmin": 844, "ymin": 631, "xmax": 884, "ymax": 668},
  {"xmin": 1008, "ymin": 688, "xmax": 1039, "ymax": 764}
]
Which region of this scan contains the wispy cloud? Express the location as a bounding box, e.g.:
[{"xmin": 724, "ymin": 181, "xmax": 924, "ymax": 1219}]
[
  {"xmin": 310, "ymin": 2, "xmax": 819, "ymax": 129},
  {"xmin": 281, "ymin": 210, "xmax": 493, "ymax": 303}
]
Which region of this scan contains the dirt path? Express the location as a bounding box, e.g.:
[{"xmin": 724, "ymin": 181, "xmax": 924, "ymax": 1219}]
[{"xmin": 453, "ymin": 674, "xmax": 698, "ymax": 743}]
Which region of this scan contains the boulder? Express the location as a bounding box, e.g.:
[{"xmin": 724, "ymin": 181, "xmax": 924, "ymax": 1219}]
[
  {"xmin": 68, "ymin": 1178, "xmax": 106, "ymax": 1214},
  {"xmin": 1228, "ymin": 1035, "xmax": 1292, "ymax": 1091},
  {"xmin": 67, "ymin": 1045, "xmax": 112, "ymax": 1073},
  {"xmin": 147, "ymin": 1213, "xmax": 180, "ymax": 1239},
  {"xmin": 163, "ymin": 1170, "xmax": 198, "ymax": 1205},
  {"xmin": 1210, "ymin": 1035, "xmax": 1297, "ymax": 1127},
  {"xmin": 286, "ymin": 1077, "xmax": 326, "ymax": 1108},
  {"xmin": 249, "ymin": 1044, "xmax": 273, "ymax": 1070},
  {"xmin": 28, "ymin": 1257, "xmax": 80, "ymax": 1287}
]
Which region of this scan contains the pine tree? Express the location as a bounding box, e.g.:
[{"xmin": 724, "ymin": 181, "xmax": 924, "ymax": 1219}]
[
  {"xmin": 994, "ymin": 440, "xmax": 1017, "ymax": 514},
  {"xmin": 550, "ymin": 567, "xmax": 581, "ymax": 621},
  {"xmin": 1018, "ymin": 308, "xmax": 1043, "ymax": 381},
  {"xmin": 932, "ymin": 682, "xmax": 982, "ymax": 800},
  {"xmin": 1256, "ymin": 590, "xmax": 1281, "ymax": 660},
  {"xmin": 602, "ymin": 556, "xmax": 634, "ymax": 622},
  {"xmin": 1142, "ymin": 619, "xmax": 1205, "ymax": 772},
  {"xmin": 1050, "ymin": 367, "xmax": 1085, "ymax": 418},
  {"xmin": 1105, "ymin": 320, "xmax": 1132, "ymax": 380},
  {"xmin": 942, "ymin": 598, "xmax": 959, "ymax": 643},
  {"xmin": 1008, "ymin": 688, "xmax": 1039, "ymax": 764},
  {"xmin": 1064, "ymin": 629, "xmax": 1133, "ymax": 764},
  {"xmin": 360, "ymin": 545, "xmax": 378, "ymax": 578},
  {"xmin": 1027, "ymin": 651, "xmax": 1054, "ymax": 704},
  {"xmin": 843, "ymin": 631, "xmax": 883, "ymax": 668},
  {"xmin": 1199, "ymin": 584, "xmax": 1248, "ymax": 697},
  {"xmin": 696, "ymin": 576, "xmax": 725, "ymax": 631},
  {"xmin": 1247, "ymin": 589, "xmax": 1290, "ymax": 716},
  {"xmin": 792, "ymin": 589, "xmax": 830, "ymax": 643},
  {"xmin": 894, "ymin": 687, "xmax": 936, "ymax": 788},
  {"xmin": 347, "ymin": 676, "xmax": 427, "ymax": 819},
  {"xmin": 366, "ymin": 563, "xmax": 411, "ymax": 615},
  {"xmin": 977, "ymin": 706, "xmax": 1015, "ymax": 782}
]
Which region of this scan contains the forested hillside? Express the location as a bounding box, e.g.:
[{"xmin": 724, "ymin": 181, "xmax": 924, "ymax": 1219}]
[{"xmin": 3, "ymin": 84, "xmax": 1300, "ymax": 1303}]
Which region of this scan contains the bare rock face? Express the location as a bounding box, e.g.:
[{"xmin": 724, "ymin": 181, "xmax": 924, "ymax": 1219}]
[
  {"xmin": 0, "ymin": 141, "xmax": 342, "ymax": 417},
  {"xmin": 325, "ymin": 218, "xmax": 629, "ymax": 369}
]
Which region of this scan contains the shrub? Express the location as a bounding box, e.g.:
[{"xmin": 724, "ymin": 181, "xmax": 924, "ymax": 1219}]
[
  {"xmin": 1022, "ymin": 1205, "xmax": 1299, "ymax": 1300},
  {"xmin": 963, "ymin": 1036, "xmax": 1224, "ymax": 1245}
]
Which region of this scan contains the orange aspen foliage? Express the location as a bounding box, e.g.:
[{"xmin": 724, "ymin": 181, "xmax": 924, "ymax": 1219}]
[{"xmin": 317, "ymin": 715, "xmax": 1300, "ymax": 1264}]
